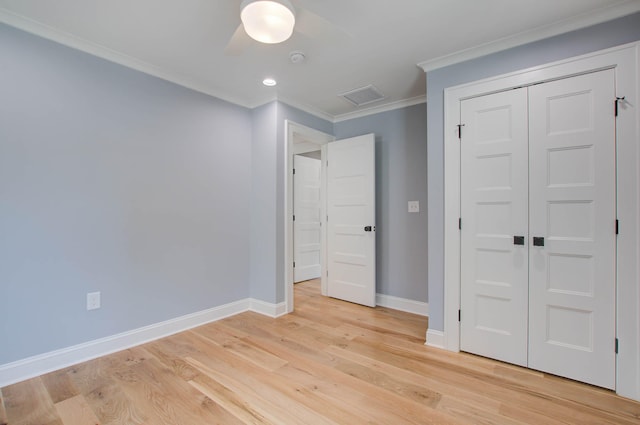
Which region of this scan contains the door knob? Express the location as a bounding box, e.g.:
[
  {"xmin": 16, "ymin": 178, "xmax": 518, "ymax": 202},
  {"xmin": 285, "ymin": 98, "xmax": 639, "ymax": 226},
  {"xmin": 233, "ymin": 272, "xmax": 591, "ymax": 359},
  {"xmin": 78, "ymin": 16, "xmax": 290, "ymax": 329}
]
[
  {"xmin": 513, "ymin": 236, "xmax": 525, "ymax": 245},
  {"xmin": 364, "ymin": 226, "xmax": 373, "ymax": 232},
  {"xmin": 533, "ymin": 237, "xmax": 545, "ymax": 247}
]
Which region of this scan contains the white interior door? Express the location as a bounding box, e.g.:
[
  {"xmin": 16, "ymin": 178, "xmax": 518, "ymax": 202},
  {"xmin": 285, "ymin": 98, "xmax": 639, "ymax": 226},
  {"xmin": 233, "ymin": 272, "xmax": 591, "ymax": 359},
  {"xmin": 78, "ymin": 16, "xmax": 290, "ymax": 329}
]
[
  {"xmin": 293, "ymin": 154, "xmax": 322, "ymax": 283},
  {"xmin": 327, "ymin": 134, "xmax": 376, "ymax": 307},
  {"xmin": 528, "ymin": 69, "xmax": 616, "ymax": 389},
  {"xmin": 460, "ymin": 88, "xmax": 529, "ymax": 366}
]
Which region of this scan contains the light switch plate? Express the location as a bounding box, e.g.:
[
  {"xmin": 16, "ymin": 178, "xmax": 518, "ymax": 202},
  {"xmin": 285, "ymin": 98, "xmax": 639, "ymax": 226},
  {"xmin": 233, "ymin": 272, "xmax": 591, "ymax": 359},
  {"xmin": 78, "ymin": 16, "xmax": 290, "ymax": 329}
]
[
  {"xmin": 87, "ymin": 291, "xmax": 101, "ymax": 310},
  {"xmin": 408, "ymin": 201, "xmax": 420, "ymax": 213}
]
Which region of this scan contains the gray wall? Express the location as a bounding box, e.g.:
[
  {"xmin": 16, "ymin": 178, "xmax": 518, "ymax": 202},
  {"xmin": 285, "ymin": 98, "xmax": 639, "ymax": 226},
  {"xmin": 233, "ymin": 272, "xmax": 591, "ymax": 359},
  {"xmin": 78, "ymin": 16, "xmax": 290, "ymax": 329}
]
[
  {"xmin": 335, "ymin": 104, "xmax": 428, "ymax": 302},
  {"xmin": 249, "ymin": 102, "xmax": 279, "ymax": 303},
  {"xmin": 0, "ymin": 24, "xmax": 253, "ymax": 364},
  {"xmin": 426, "ymin": 12, "xmax": 640, "ymax": 331}
]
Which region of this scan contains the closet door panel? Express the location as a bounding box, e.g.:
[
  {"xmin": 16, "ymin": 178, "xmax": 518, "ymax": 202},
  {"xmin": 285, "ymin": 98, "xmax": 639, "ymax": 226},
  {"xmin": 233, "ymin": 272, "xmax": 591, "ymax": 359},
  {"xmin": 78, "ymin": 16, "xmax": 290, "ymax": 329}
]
[
  {"xmin": 460, "ymin": 88, "xmax": 529, "ymax": 366},
  {"xmin": 528, "ymin": 69, "xmax": 616, "ymax": 389}
]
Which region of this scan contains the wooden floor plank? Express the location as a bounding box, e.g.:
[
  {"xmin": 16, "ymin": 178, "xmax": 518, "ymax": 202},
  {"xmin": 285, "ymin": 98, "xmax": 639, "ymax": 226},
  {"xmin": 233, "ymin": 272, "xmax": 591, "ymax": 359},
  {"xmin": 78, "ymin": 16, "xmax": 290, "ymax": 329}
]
[
  {"xmin": 83, "ymin": 381, "xmax": 146, "ymax": 425},
  {"xmin": 54, "ymin": 395, "xmax": 100, "ymax": 425},
  {"xmin": 189, "ymin": 374, "xmax": 273, "ymax": 425},
  {"xmin": 64, "ymin": 358, "xmax": 147, "ymax": 425},
  {"xmin": 41, "ymin": 369, "xmax": 80, "ymax": 404},
  {"xmin": 0, "ymin": 388, "xmax": 8, "ymax": 425},
  {"xmin": 3, "ymin": 378, "xmax": 62, "ymax": 425},
  {"xmin": 2, "ymin": 279, "xmax": 640, "ymax": 425}
]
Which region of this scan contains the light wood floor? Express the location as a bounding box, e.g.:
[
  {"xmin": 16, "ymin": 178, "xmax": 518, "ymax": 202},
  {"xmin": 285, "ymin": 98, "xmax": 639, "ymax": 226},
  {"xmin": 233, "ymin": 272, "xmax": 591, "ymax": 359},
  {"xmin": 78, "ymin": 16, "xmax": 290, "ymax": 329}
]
[{"xmin": 2, "ymin": 279, "xmax": 640, "ymax": 425}]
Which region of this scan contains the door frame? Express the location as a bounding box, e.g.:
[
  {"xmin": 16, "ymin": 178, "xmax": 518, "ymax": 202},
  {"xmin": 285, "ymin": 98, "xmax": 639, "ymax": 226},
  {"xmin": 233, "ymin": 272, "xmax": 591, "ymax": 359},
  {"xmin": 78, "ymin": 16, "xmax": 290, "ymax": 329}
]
[
  {"xmin": 285, "ymin": 120, "xmax": 334, "ymax": 313},
  {"xmin": 441, "ymin": 42, "xmax": 640, "ymax": 400}
]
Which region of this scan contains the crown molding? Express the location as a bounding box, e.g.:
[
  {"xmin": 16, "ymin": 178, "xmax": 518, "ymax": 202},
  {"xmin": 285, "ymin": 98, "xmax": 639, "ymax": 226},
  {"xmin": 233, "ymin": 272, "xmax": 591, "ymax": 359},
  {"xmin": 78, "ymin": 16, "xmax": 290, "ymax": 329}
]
[
  {"xmin": 418, "ymin": 2, "xmax": 640, "ymax": 72},
  {"xmin": 333, "ymin": 95, "xmax": 426, "ymax": 123},
  {"xmin": 0, "ymin": 8, "xmax": 253, "ymax": 109},
  {"xmin": 272, "ymin": 95, "xmax": 337, "ymax": 123}
]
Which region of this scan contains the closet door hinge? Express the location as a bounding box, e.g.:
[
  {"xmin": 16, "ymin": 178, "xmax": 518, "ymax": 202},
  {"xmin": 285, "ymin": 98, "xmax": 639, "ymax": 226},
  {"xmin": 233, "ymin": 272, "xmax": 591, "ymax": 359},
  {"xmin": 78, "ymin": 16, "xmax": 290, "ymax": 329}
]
[
  {"xmin": 616, "ymin": 219, "xmax": 619, "ymax": 235},
  {"xmin": 458, "ymin": 309, "xmax": 461, "ymax": 322},
  {"xmin": 615, "ymin": 96, "xmax": 625, "ymax": 117},
  {"xmin": 459, "ymin": 218, "xmax": 462, "ymax": 230},
  {"xmin": 457, "ymin": 124, "xmax": 465, "ymax": 139},
  {"xmin": 293, "ymin": 262, "xmax": 296, "ymax": 268},
  {"xmin": 615, "ymin": 338, "xmax": 619, "ymax": 354},
  {"xmin": 293, "ymin": 168, "xmax": 296, "ymax": 175}
]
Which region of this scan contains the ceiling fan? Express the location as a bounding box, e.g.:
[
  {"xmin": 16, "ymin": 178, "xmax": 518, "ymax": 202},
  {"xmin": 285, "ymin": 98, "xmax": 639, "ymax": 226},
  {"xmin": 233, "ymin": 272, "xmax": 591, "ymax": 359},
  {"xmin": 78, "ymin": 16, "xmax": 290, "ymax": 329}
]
[{"xmin": 224, "ymin": 0, "xmax": 347, "ymax": 55}]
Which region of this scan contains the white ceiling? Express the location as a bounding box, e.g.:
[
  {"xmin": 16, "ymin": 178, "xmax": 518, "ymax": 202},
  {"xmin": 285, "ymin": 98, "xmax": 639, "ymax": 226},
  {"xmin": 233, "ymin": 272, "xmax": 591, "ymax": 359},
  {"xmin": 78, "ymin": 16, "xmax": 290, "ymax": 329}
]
[{"xmin": 1, "ymin": 0, "xmax": 639, "ymax": 121}]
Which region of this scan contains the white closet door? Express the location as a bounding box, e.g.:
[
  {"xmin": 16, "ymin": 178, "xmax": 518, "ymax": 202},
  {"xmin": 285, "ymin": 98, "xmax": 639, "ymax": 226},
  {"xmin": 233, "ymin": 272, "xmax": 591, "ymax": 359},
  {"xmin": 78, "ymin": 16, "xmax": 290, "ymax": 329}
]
[
  {"xmin": 460, "ymin": 88, "xmax": 529, "ymax": 366},
  {"xmin": 293, "ymin": 155, "xmax": 322, "ymax": 283},
  {"xmin": 528, "ymin": 69, "xmax": 616, "ymax": 389}
]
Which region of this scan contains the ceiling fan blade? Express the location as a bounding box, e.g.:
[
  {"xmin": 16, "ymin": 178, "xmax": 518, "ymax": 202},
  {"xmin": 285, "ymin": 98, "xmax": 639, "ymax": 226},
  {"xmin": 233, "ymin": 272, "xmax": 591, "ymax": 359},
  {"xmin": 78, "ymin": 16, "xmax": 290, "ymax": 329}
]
[
  {"xmin": 294, "ymin": 8, "xmax": 349, "ymax": 43},
  {"xmin": 224, "ymin": 23, "xmax": 253, "ymax": 56}
]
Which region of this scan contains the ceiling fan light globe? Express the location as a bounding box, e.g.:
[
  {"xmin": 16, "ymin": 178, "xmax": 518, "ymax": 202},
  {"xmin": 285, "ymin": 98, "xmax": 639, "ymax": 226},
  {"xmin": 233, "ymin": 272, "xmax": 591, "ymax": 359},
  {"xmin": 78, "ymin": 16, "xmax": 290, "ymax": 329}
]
[{"xmin": 241, "ymin": 0, "xmax": 295, "ymax": 44}]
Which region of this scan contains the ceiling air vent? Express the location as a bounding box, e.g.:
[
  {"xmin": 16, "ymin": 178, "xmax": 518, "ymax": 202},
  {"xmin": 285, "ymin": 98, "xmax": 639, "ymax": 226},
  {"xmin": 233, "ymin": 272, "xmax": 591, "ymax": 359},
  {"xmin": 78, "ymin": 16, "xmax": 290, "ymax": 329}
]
[{"xmin": 339, "ymin": 85, "xmax": 386, "ymax": 107}]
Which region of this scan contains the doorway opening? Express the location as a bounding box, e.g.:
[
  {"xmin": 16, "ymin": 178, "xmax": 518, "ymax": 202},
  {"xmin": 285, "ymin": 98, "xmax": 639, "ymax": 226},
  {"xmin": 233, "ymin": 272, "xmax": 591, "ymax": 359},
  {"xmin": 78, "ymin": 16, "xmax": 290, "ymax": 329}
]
[
  {"xmin": 285, "ymin": 121, "xmax": 334, "ymax": 313},
  {"xmin": 293, "ymin": 151, "xmax": 322, "ymax": 284}
]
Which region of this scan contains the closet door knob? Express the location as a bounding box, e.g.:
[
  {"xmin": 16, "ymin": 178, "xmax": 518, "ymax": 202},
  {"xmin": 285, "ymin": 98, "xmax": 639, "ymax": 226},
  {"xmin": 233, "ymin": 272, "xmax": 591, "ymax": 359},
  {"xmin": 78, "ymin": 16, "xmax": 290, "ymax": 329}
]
[
  {"xmin": 513, "ymin": 236, "xmax": 525, "ymax": 245},
  {"xmin": 533, "ymin": 237, "xmax": 545, "ymax": 247}
]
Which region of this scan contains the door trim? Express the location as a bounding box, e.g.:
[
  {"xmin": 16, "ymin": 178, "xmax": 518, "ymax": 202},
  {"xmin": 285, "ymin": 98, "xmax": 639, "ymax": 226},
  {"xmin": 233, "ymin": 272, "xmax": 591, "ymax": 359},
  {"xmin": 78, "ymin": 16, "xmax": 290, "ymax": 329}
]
[
  {"xmin": 442, "ymin": 42, "xmax": 640, "ymax": 400},
  {"xmin": 285, "ymin": 121, "xmax": 334, "ymax": 314}
]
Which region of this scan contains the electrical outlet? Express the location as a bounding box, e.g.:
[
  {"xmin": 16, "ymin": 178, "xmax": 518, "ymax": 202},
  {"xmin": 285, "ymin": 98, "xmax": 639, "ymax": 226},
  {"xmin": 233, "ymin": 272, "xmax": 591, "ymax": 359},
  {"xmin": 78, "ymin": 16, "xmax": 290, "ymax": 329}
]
[
  {"xmin": 408, "ymin": 201, "xmax": 420, "ymax": 213},
  {"xmin": 87, "ymin": 292, "xmax": 101, "ymax": 310}
]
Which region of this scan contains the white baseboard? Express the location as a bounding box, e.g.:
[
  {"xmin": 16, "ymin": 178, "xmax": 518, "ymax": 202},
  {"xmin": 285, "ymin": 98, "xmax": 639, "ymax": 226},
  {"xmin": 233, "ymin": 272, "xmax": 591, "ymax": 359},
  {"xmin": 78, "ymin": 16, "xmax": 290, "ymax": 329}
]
[
  {"xmin": 376, "ymin": 293, "xmax": 429, "ymax": 316},
  {"xmin": 425, "ymin": 329, "xmax": 445, "ymax": 349},
  {"xmin": 0, "ymin": 296, "xmax": 287, "ymax": 388},
  {"xmin": 250, "ymin": 298, "xmax": 288, "ymax": 318}
]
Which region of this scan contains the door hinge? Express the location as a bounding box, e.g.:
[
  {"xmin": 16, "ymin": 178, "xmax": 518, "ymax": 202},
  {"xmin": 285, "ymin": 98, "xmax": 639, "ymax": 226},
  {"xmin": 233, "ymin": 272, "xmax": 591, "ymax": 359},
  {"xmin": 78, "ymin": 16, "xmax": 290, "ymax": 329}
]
[
  {"xmin": 293, "ymin": 215, "xmax": 296, "ymax": 222},
  {"xmin": 615, "ymin": 96, "xmax": 626, "ymax": 117},
  {"xmin": 616, "ymin": 219, "xmax": 619, "ymax": 235},
  {"xmin": 293, "ymin": 261, "xmax": 296, "ymax": 268},
  {"xmin": 293, "ymin": 168, "xmax": 296, "ymax": 175},
  {"xmin": 615, "ymin": 338, "xmax": 619, "ymax": 354},
  {"xmin": 459, "ymin": 218, "xmax": 462, "ymax": 230},
  {"xmin": 458, "ymin": 309, "xmax": 461, "ymax": 322},
  {"xmin": 457, "ymin": 124, "xmax": 465, "ymax": 139}
]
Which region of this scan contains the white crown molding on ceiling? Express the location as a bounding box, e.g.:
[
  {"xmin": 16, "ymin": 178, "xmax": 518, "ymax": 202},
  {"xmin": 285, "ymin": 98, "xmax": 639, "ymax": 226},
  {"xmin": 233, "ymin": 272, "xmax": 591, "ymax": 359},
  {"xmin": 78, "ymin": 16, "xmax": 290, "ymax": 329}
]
[
  {"xmin": 251, "ymin": 94, "xmax": 336, "ymax": 123},
  {"xmin": 418, "ymin": 1, "xmax": 640, "ymax": 72},
  {"xmin": 0, "ymin": 7, "xmax": 252, "ymax": 109},
  {"xmin": 251, "ymin": 94, "xmax": 427, "ymax": 124},
  {"xmin": 333, "ymin": 95, "xmax": 426, "ymax": 123}
]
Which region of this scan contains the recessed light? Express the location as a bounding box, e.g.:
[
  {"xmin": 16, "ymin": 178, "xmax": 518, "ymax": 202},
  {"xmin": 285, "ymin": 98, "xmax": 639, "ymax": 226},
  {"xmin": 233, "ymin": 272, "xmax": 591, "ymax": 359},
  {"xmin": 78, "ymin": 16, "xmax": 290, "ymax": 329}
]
[{"xmin": 263, "ymin": 78, "xmax": 277, "ymax": 86}]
